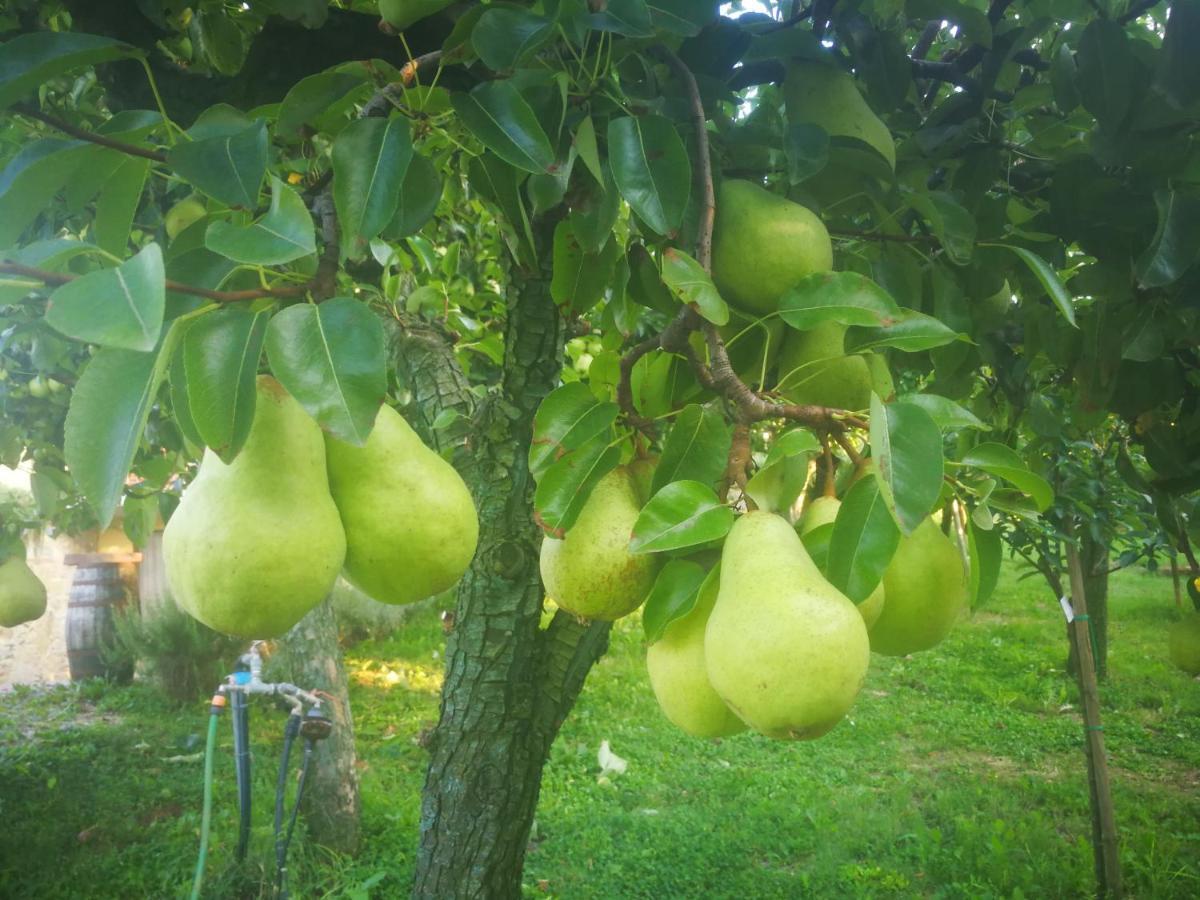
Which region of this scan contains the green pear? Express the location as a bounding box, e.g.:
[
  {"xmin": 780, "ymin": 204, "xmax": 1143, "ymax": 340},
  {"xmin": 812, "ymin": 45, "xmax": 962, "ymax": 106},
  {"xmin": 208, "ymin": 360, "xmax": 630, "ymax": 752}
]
[
  {"xmin": 777, "ymin": 321, "xmax": 874, "ymax": 411},
  {"xmin": 797, "ymin": 496, "xmax": 886, "ymax": 629},
  {"xmin": 647, "ymin": 570, "xmax": 746, "ymax": 738},
  {"xmin": 379, "ymin": 0, "xmax": 454, "ymax": 29},
  {"xmin": 0, "ymin": 552, "xmax": 47, "ymax": 628},
  {"xmin": 711, "ymin": 179, "xmax": 832, "ymax": 316},
  {"xmin": 539, "ymin": 466, "xmax": 659, "ymax": 620},
  {"xmin": 1168, "ymin": 612, "xmax": 1200, "ymax": 675},
  {"xmin": 705, "ymin": 511, "xmax": 869, "ymax": 739},
  {"xmin": 164, "ymin": 376, "xmax": 346, "ymax": 639},
  {"xmin": 626, "ymin": 454, "xmax": 658, "ymax": 505},
  {"xmin": 164, "ymin": 196, "xmax": 206, "ymax": 240},
  {"xmin": 325, "ymin": 404, "xmax": 478, "ymax": 605},
  {"xmin": 784, "ymin": 61, "xmax": 895, "ymax": 170},
  {"xmin": 870, "ymin": 518, "xmax": 967, "ymax": 656}
]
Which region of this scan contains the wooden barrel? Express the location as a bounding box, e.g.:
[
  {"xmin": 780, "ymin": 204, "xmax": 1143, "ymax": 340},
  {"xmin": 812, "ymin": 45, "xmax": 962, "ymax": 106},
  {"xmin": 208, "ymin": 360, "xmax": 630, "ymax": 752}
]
[{"xmin": 65, "ymin": 559, "xmax": 134, "ymax": 683}]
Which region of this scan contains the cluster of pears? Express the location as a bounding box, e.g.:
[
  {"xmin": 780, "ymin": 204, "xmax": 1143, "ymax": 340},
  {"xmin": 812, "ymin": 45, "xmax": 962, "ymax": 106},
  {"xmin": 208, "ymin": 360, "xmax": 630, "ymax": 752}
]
[
  {"xmin": 540, "ymin": 461, "xmax": 658, "ymax": 621},
  {"xmin": 0, "ymin": 545, "xmax": 48, "ymax": 629},
  {"xmin": 647, "ymin": 481, "xmax": 969, "ymax": 742},
  {"xmin": 164, "ymin": 376, "xmax": 478, "ymax": 639}
]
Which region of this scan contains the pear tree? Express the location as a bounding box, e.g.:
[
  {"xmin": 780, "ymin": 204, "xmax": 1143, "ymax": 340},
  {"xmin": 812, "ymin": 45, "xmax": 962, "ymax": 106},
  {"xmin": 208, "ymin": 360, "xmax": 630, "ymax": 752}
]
[{"xmin": 1, "ymin": 2, "xmax": 1198, "ymax": 898}]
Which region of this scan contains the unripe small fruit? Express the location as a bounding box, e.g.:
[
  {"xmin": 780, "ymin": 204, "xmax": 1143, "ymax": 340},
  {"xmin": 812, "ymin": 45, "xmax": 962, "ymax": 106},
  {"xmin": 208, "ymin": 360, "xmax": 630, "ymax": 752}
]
[
  {"xmin": 165, "ymin": 197, "xmax": 207, "ymax": 240},
  {"xmin": 574, "ymin": 352, "xmax": 594, "ymax": 374},
  {"xmin": 27, "ymin": 375, "xmax": 49, "ymax": 399}
]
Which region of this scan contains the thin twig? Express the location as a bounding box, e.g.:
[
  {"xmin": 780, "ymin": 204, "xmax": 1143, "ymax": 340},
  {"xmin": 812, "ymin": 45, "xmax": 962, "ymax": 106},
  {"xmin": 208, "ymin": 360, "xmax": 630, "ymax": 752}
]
[
  {"xmin": 828, "ymin": 227, "xmax": 940, "ymax": 245},
  {"xmin": 833, "ymin": 431, "xmax": 864, "ymax": 466},
  {"xmin": 0, "ymin": 261, "xmax": 307, "ymax": 304},
  {"xmin": 13, "ymin": 103, "xmax": 167, "ymax": 163}
]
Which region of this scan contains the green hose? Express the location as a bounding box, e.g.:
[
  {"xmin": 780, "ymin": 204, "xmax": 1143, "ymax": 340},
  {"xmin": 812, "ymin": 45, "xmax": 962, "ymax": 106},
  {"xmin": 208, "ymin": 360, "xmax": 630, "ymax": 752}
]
[{"xmin": 190, "ymin": 706, "xmax": 221, "ymax": 900}]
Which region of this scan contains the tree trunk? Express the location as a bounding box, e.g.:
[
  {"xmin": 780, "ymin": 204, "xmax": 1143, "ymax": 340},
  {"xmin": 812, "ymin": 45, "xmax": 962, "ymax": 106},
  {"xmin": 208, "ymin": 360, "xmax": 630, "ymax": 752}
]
[
  {"xmin": 1068, "ymin": 531, "xmax": 1111, "ymax": 679},
  {"xmin": 404, "ymin": 240, "xmax": 611, "ymax": 899},
  {"xmin": 272, "ymin": 597, "xmax": 361, "ymax": 855}
]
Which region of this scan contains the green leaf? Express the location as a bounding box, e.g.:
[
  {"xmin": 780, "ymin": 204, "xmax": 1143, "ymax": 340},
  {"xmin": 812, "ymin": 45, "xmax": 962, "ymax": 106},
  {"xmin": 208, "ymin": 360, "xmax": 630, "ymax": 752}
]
[
  {"xmin": 452, "ymin": 81, "xmax": 555, "ymax": 174},
  {"xmin": 0, "ymin": 32, "xmax": 141, "ymax": 111},
  {"xmin": 626, "ymin": 244, "xmax": 677, "ymax": 314},
  {"xmin": 959, "ymin": 443, "xmax": 1053, "ymax": 512},
  {"xmin": 333, "ymin": 116, "xmax": 413, "ymax": 254},
  {"xmin": 1157, "ymin": 0, "xmax": 1200, "ymax": 108},
  {"xmin": 194, "ymin": 8, "xmax": 246, "ymax": 75},
  {"xmin": 168, "ymin": 341, "xmax": 204, "ymax": 449},
  {"xmin": 785, "ymin": 123, "xmax": 830, "ymax": 184},
  {"xmin": 661, "ymin": 248, "xmax": 728, "ymax": 325},
  {"xmin": 900, "ymin": 394, "xmax": 989, "ymax": 431},
  {"xmin": 1135, "ymin": 189, "xmax": 1200, "ymax": 289},
  {"xmin": 472, "ymin": 8, "xmax": 554, "ymax": 70},
  {"xmin": 572, "ymin": 115, "xmax": 604, "ymax": 185},
  {"xmin": 968, "ymin": 515, "xmax": 1002, "ymax": 606},
  {"xmin": 263, "ymin": 298, "xmax": 387, "ymax": 445},
  {"xmin": 64, "ymin": 327, "xmax": 180, "ymax": 527},
  {"xmin": 870, "ymin": 392, "xmax": 944, "ymax": 534},
  {"xmin": 778, "ymin": 272, "xmax": 901, "ymax": 330},
  {"xmin": 167, "ymin": 121, "xmax": 267, "ymax": 209},
  {"xmin": 1077, "ymin": 18, "xmax": 1133, "ymax": 128},
  {"xmin": 550, "ymin": 220, "xmax": 620, "ymax": 314},
  {"xmin": 906, "ymin": 190, "xmax": 976, "ymax": 264},
  {"xmin": 277, "ymin": 69, "xmax": 370, "ymax": 138},
  {"xmin": 534, "ymin": 439, "xmax": 621, "ymax": 536},
  {"xmin": 45, "ymin": 243, "xmax": 165, "ymax": 352},
  {"xmin": 647, "ymin": 0, "xmax": 716, "ymax": 36},
  {"xmin": 590, "ymin": 0, "xmax": 655, "ymax": 36},
  {"xmin": 745, "ymin": 452, "xmax": 809, "ymax": 515},
  {"xmin": 205, "ymin": 177, "xmax": 317, "ymax": 265},
  {"xmin": 183, "ymin": 308, "xmax": 268, "ymax": 462},
  {"xmin": 467, "ymin": 152, "xmax": 536, "ymax": 264},
  {"xmin": 652, "ymin": 405, "xmax": 732, "ymax": 494},
  {"xmin": 642, "ymin": 560, "xmax": 709, "ymax": 643},
  {"xmin": 799, "ymin": 521, "xmax": 833, "ymax": 572},
  {"xmin": 844, "ymin": 309, "xmax": 962, "ymax": 353},
  {"xmin": 629, "ymin": 480, "xmax": 734, "ymax": 553},
  {"xmin": 383, "ymin": 154, "xmax": 443, "ymax": 240},
  {"xmin": 763, "ymin": 428, "xmax": 820, "ymax": 466},
  {"xmin": 93, "ymin": 156, "xmax": 150, "ymax": 256},
  {"xmin": 994, "ymin": 244, "xmax": 1076, "ymax": 327},
  {"xmin": 529, "ymin": 383, "xmax": 618, "ymax": 479},
  {"xmin": 607, "ymin": 115, "xmax": 691, "ymax": 237},
  {"xmin": 568, "ymin": 168, "xmax": 620, "ymax": 253},
  {"xmin": 0, "ymin": 139, "xmax": 92, "ymax": 247},
  {"xmin": 826, "ymin": 475, "xmax": 901, "ymax": 603},
  {"xmin": 1051, "ymin": 43, "xmax": 1080, "ymax": 113}
]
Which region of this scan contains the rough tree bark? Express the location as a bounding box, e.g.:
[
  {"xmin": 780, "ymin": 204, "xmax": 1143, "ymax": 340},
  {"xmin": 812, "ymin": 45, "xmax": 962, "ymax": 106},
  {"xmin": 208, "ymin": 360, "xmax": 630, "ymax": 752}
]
[
  {"xmin": 1068, "ymin": 531, "xmax": 1111, "ymax": 680},
  {"xmin": 398, "ymin": 231, "xmax": 611, "ymax": 899},
  {"xmin": 272, "ymin": 597, "xmax": 362, "ymax": 855}
]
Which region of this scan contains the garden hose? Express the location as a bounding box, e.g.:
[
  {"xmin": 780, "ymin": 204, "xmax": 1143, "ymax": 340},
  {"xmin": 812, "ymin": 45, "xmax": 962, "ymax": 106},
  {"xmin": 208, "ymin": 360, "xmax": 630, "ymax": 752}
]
[
  {"xmin": 273, "ymin": 713, "xmax": 302, "ymax": 884},
  {"xmin": 189, "ymin": 693, "xmax": 225, "ymax": 900},
  {"xmin": 275, "ymin": 736, "xmax": 315, "ymax": 899},
  {"xmin": 230, "ymin": 685, "xmax": 252, "ymax": 862}
]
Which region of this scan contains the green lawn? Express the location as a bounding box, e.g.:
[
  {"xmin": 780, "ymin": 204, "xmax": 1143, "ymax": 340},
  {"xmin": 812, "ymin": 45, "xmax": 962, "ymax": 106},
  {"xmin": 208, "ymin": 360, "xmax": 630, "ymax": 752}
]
[{"xmin": 1, "ymin": 565, "xmax": 1198, "ymax": 898}]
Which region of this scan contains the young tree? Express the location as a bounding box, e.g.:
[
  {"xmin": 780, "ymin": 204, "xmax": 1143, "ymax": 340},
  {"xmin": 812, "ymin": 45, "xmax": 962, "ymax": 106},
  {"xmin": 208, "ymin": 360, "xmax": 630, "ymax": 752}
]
[{"xmin": 2, "ymin": 2, "xmax": 1197, "ymax": 898}]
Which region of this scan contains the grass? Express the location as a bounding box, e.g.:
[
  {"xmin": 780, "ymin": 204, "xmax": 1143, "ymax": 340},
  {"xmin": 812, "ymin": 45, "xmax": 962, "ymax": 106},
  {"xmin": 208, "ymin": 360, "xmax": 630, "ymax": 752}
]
[{"xmin": 1, "ymin": 564, "xmax": 1197, "ymax": 899}]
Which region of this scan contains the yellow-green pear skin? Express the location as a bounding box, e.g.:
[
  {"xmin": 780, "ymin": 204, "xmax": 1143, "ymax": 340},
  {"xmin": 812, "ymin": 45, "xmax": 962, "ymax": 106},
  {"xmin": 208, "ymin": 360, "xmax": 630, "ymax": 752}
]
[
  {"xmin": 711, "ymin": 180, "xmax": 833, "ymax": 316},
  {"xmin": 705, "ymin": 511, "xmax": 869, "ymax": 740},
  {"xmin": 647, "ymin": 573, "xmax": 746, "ymax": 738},
  {"xmin": 0, "ymin": 554, "xmax": 47, "ymax": 628},
  {"xmin": 797, "ymin": 496, "xmax": 886, "ymax": 628},
  {"xmin": 539, "ymin": 467, "xmax": 659, "ymax": 620},
  {"xmin": 325, "ymin": 405, "xmax": 478, "ymax": 606},
  {"xmin": 870, "ymin": 518, "xmax": 967, "ymax": 656},
  {"xmin": 1168, "ymin": 612, "xmax": 1200, "ymax": 675},
  {"xmin": 784, "ymin": 61, "xmax": 895, "ymax": 169},
  {"xmin": 777, "ymin": 321, "xmax": 874, "ymax": 411},
  {"xmin": 163, "ymin": 376, "xmax": 346, "ymax": 639},
  {"xmin": 379, "ymin": 0, "xmax": 453, "ymax": 30}
]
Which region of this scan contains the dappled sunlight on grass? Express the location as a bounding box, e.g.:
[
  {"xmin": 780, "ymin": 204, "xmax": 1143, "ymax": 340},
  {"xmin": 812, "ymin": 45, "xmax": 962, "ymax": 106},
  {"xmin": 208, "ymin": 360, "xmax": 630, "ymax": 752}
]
[{"xmin": 346, "ymin": 655, "xmax": 443, "ymax": 694}]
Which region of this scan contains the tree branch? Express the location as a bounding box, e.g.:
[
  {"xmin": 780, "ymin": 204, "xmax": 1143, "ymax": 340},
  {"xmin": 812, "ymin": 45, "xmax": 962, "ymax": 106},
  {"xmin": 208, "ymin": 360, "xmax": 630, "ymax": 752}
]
[
  {"xmin": 0, "ymin": 261, "xmax": 308, "ymax": 304},
  {"xmin": 12, "ymin": 103, "xmax": 167, "ymax": 163}
]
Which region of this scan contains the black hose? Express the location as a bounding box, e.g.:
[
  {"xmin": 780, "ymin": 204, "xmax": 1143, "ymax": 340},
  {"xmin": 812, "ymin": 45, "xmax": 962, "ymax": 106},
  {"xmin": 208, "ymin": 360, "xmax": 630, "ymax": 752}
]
[
  {"xmin": 275, "ymin": 737, "xmax": 315, "ymax": 900},
  {"xmin": 273, "ymin": 713, "xmax": 301, "ymax": 857},
  {"xmin": 230, "ymin": 690, "xmax": 251, "ymax": 862}
]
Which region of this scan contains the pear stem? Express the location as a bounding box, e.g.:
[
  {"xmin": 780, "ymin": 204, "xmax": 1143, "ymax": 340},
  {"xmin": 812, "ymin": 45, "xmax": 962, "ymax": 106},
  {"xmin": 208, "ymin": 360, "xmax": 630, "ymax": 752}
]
[
  {"xmin": 833, "ymin": 431, "xmax": 864, "ymax": 467},
  {"xmin": 821, "ymin": 437, "xmax": 837, "ymax": 498}
]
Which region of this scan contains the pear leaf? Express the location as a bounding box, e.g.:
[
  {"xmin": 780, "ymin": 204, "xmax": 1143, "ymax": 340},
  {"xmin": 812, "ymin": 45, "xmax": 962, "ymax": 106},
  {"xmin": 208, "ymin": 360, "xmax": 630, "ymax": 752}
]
[
  {"xmin": 870, "ymin": 392, "xmax": 944, "ymax": 534},
  {"xmin": 167, "ymin": 121, "xmax": 267, "ymax": 209},
  {"xmin": 652, "ymin": 405, "xmax": 732, "ymax": 494},
  {"xmin": 959, "ymin": 443, "xmax": 1053, "ymax": 512},
  {"xmin": 845, "ymin": 309, "xmax": 962, "ymax": 353},
  {"xmin": 204, "ymin": 177, "xmax": 317, "ymax": 265},
  {"xmin": 968, "ymin": 515, "xmax": 1003, "ymax": 606},
  {"xmin": 661, "ymin": 248, "xmax": 729, "ymax": 325},
  {"xmin": 529, "ymin": 383, "xmax": 618, "ymax": 480},
  {"xmin": 630, "ymin": 481, "xmax": 734, "ymax": 554},
  {"xmin": 608, "ymin": 115, "xmax": 690, "ymax": 236},
  {"xmin": 534, "ymin": 438, "xmax": 621, "ymax": 536},
  {"xmin": 900, "ymin": 394, "xmax": 990, "ymax": 431},
  {"xmin": 642, "ymin": 559, "xmax": 708, "ymax": 643},
  {"xmin": 45, "ymin": 243, "xmax": 165, "ymax": 352},
  {"xmin": 779, "ymin": 272, "xmax": 900, "ymax": 330},
  {"xmin": 333, "ymin": 116, "xmax": 413, "ymax": 254},
  {"xmin": 826, "ymin": 475, "xmax": 901, "ymax": 603},
  {"xmin": 183, "ymin": 308, "xmax": 269, "ymax": 462}
]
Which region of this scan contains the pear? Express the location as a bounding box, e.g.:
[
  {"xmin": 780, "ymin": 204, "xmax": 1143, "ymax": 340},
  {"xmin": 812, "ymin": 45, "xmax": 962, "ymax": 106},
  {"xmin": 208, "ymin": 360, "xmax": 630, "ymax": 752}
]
[
  {"xmin": 711, "ymin": 179, "xmax": 832, "ymax": 316},
  {"xmin": 325, "ymin": 405, "xmax": 478, "ymax": 605},
  {"xmin": 705, "ymin": 511, "xmax": 869, "ymax": 739},
  {"xmin": 1168, "ymin": 612, "xmax": 1200, "ymax": 675},
  {"xmin": 164, "ymin": 376, "xmax": 346, "ymax": 639},
  {"xmin": 626, "ymin": 454, "xmax": 658, "ymax": 505},
  {"xmin": 777, "ymin": 321, "xmax": 874, "ymax": 411},
  {"xmin": 539, "ymin": 466, "xmax": 659, "ymax": 620},
  {"xmin": 379, "ymin": 0, "xmax": 453, "ymax": 29},
  {"xmin": 164, "ymin": 196, "xmax": 206, "ymax": 240},
  {"xmin": 0, "ymin": 552, "xmax": 47, "ymax": 628},
  {"xmin": 870, "ymin": 518, "xmax": 967, "ymax": 656},
  {"xmin": 797, "ymin": 496, "xmax": 886, "ymax": 629},
  {"xmin": 646, "ymin": 570, "xmax": 746, "ymax": 738},
  {"xmin": 784, "ymin": 61, "xmax": 895, "ymax": 170}
]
